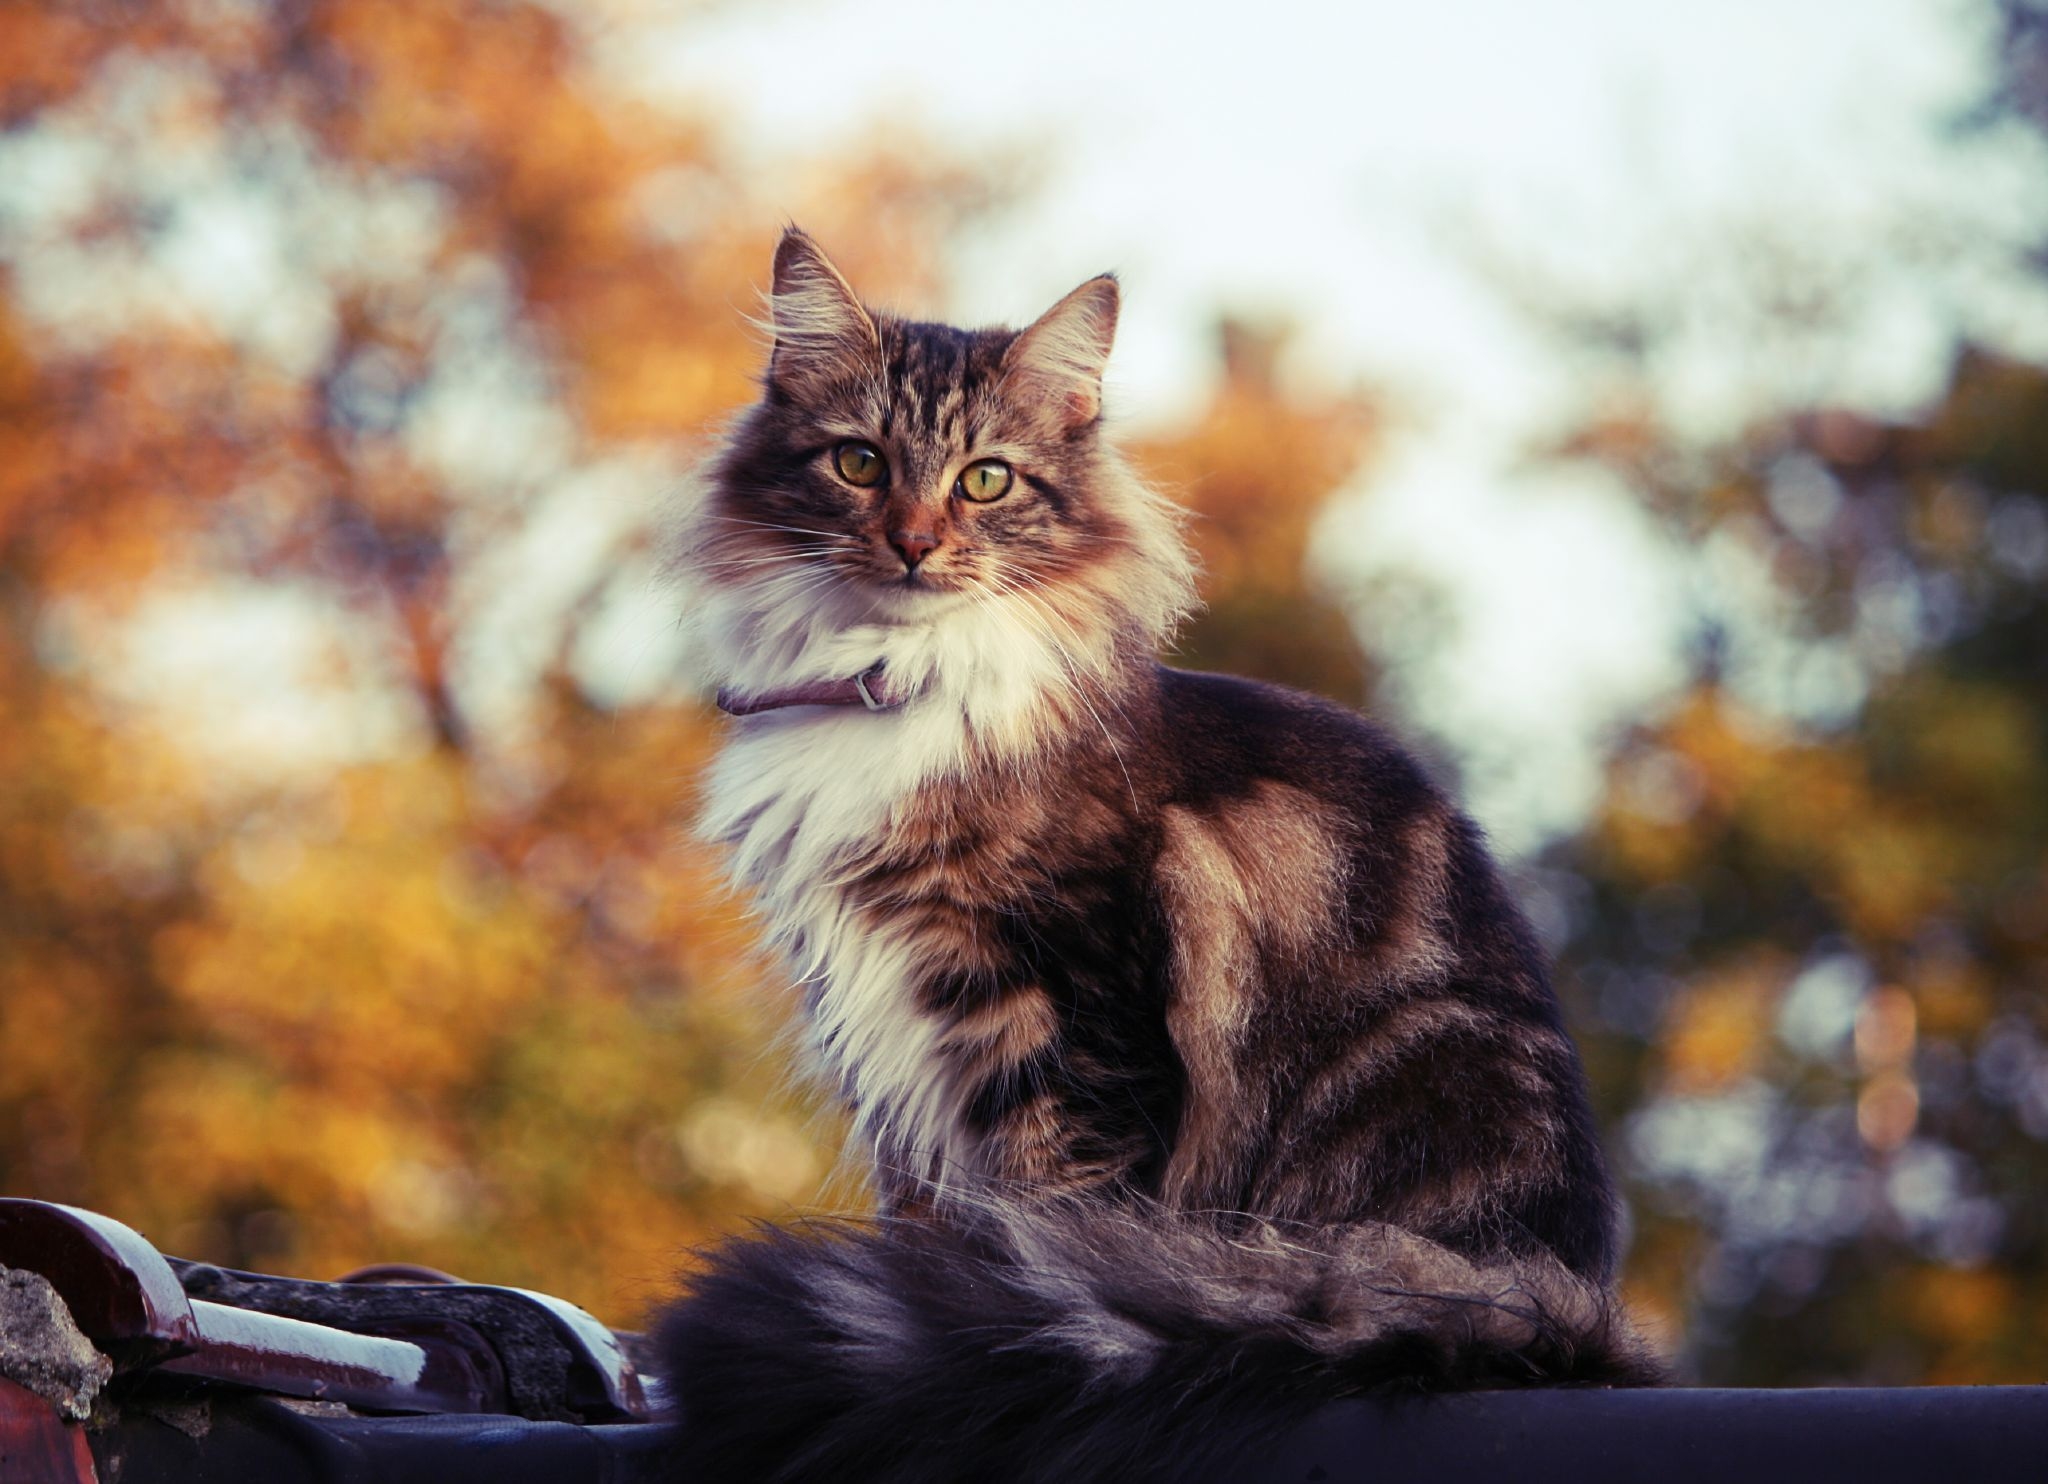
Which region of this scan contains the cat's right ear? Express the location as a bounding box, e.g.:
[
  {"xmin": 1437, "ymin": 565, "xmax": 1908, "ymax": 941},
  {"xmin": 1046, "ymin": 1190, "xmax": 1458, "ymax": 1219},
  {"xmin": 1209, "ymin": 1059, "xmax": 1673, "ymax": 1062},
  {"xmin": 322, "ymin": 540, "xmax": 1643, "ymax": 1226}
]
[{"xmin": 765, "ymin": 227, "xmax": 880, "ymax": 399}]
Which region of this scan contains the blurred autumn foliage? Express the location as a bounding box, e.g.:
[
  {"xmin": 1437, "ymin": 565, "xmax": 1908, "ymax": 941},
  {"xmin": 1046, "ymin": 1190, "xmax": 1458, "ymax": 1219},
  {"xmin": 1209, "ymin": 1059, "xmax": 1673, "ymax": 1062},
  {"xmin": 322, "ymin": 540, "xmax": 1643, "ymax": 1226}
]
[
  {"xmin": 4, "ymin": 0, "xmax": 2047, "ymax": 1392},
  {"xmin": 1549, "ymin": 348, "xmax": 2048, "ymax": 1383},
  {"xmin": 0, "ymin": 0, "xmax": 1001, "ymax": 1317},
  {"xmin": 0, "ymin": 0, "xmax": 1379, "ymax": 1326},
  {"xmin": 1134, "ymin": 321, "xmax": 1379, "ymax": 703}
]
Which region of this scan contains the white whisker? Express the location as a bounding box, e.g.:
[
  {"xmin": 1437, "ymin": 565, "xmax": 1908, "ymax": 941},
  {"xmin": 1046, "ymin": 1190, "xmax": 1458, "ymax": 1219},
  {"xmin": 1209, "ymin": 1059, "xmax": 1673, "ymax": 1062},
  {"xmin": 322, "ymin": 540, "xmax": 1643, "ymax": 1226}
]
[
  {"xmin": 978, "ymin": 565, "xmax": 1139, "ymax": 808},
  {"xmin": 700, "ymin": 516, "xmax": 863, "ymax": 543}
]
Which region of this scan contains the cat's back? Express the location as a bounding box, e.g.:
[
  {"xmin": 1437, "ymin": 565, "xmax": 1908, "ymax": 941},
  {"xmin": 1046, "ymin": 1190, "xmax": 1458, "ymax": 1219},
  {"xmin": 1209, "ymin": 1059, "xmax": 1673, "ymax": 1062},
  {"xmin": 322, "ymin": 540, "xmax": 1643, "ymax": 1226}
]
[
  {"xmin": 1152, "ymin": 661, "xmax": 1549, "ymax": 1013},
  {"xmin": 1150, "ymin": 664, "xmax": 1616, "ymax": 1274},
  {"xmin": 1154, "ymin": 664, "xmax": 1445, "ymax": 824}
]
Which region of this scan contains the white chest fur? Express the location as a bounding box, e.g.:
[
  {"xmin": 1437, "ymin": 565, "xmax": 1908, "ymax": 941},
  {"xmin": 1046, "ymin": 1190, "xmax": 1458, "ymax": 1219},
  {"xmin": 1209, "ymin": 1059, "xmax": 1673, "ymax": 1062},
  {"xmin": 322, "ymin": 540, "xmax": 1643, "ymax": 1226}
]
[
  {"xmin": 703, "ymin": 702, "xmax": 961, "ymax": 1177},
  {"xmin": 695, "ymin": 596, "xmax": 1076, "ymax": 1188}
]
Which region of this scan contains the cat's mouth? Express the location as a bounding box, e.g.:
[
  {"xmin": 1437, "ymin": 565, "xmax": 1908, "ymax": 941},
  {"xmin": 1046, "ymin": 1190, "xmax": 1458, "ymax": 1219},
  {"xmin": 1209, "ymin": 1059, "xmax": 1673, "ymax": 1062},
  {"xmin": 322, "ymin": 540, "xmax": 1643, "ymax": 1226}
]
[
  {"xmin": 867, "ymin": 567, "xmax": 974, "ymax": 612},
  {"xmin": 878, "ymin": 566, "xmax": 950, "ymax": 594}
]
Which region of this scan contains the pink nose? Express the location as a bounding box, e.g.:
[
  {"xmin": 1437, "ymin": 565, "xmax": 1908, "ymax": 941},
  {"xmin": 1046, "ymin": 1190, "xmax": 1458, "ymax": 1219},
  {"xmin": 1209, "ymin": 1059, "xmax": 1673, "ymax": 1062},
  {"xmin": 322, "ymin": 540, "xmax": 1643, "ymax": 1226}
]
[{"xmin": 890, "ymin": 531, "xmax": 939, "ymax": 570}]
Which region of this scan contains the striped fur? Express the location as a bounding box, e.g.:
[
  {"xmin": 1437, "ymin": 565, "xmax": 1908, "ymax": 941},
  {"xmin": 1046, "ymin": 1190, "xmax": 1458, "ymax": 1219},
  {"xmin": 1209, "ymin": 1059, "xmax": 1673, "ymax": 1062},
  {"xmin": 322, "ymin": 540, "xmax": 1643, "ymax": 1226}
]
[
  {"xmin": 662, "ymin": 1198, "xmax": 1660, "ymax": 1483},
  {"xmin": 657, "ymin": 228, "xmax": 1661, "ymax": 1480}
]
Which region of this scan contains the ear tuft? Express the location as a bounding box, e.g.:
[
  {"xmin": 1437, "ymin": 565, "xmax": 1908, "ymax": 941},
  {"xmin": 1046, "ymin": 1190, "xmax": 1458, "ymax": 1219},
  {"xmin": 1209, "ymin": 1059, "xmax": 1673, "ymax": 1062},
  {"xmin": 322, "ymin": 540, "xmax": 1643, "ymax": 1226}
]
[
  {"xmin": 766, "ymin": 226, "xmax": 880, "ymax": 397},
  {"xmin": 1002, "ymin": 274, "xmax": 1119, "ymax": 430}
]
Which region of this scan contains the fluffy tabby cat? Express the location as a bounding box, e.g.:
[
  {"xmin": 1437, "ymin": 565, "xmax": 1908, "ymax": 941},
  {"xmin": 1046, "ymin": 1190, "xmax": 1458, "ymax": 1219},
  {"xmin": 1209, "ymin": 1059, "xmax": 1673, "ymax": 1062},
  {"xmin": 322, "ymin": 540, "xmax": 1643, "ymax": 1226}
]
[{"xmin": 655, "ymin": 228, "xmax": 1662, "ymax": 1481}]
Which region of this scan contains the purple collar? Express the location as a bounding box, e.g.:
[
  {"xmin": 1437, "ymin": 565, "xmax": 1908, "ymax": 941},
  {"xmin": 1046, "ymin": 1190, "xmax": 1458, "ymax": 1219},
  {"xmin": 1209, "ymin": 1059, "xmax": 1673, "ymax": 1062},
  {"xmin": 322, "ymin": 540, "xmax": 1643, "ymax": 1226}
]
[{"xmin": 715, "ymin": 662, "xmax": 905, "ymax": 717}]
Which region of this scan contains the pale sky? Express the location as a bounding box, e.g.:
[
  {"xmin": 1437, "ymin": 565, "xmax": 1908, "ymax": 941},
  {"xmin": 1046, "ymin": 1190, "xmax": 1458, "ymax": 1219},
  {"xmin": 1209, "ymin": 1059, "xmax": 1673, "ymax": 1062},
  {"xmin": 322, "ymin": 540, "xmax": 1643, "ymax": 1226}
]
[
  {"xmin": 10, "ymin": 0, "xmax": 2045, "ymax": 852},
  {"xmin": 616, "ymin": 0, "xmax": 2048, "ymax": 845},
  {"xmin": 627, "ymin": 0, "xmax": 2039, "ymax": 430}
]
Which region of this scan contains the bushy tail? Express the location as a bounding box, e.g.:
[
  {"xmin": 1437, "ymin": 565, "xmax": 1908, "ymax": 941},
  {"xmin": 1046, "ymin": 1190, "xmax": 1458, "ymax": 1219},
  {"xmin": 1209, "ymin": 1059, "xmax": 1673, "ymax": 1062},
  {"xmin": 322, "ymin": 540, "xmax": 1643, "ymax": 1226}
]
[{"xmin": 657, "ymin": 1198, "xmax": 1664, "ymax": 1482}]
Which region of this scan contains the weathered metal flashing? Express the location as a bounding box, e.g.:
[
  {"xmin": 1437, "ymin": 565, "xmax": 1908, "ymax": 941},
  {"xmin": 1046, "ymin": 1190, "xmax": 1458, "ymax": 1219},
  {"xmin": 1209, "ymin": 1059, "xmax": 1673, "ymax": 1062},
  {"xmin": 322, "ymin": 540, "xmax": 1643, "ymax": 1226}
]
[{"xmin": 0, "ymin": 1200, "xmax": 645, "ymax": 1425}]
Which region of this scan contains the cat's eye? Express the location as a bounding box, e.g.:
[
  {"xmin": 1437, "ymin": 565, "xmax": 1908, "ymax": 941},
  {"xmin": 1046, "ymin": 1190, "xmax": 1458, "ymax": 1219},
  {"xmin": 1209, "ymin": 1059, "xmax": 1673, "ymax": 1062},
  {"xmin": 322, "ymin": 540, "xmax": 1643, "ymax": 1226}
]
[
  {"xmin": 956, "ymin": 460, "xmax": 1013, "ymax": 503},
  {"xmin": 834, "ymin": 442, "xmax": 887, "ymax": 487}
]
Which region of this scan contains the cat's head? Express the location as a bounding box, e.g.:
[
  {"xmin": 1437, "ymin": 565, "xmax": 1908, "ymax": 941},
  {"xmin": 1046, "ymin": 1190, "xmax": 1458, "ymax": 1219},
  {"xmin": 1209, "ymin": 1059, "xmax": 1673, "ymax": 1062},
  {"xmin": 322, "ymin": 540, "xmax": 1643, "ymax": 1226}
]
[{"xmin": 682, "ymin": 228, "xmax": 1194, "ymax": 704}]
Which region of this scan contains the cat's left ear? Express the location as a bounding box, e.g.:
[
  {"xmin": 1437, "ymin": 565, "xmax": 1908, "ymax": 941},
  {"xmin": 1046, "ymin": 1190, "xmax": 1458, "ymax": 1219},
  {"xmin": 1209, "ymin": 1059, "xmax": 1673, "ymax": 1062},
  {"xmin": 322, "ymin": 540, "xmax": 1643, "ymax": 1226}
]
[{"xmin": 1002, "ymin": 274, "xmax": 1119, "ymax": 431}]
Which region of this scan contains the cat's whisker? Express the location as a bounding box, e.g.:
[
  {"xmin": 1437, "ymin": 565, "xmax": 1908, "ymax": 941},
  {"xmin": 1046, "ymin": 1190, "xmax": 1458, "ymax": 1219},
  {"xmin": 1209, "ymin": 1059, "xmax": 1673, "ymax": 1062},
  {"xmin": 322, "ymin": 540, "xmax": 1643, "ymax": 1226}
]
[
  {"xmin": 700, "ymin": 514, "xmax": 864, "ymax": 543},
  {"xmin": 702, "ymin": 543, "xmax": 849, "ymax": 564},
  {"xmin": 974, "ymin": 569, "xmax": 1138, "ymax": 807},
  {"xmin": 985, "ymin": 562, "xmax": 1146, "ymax": 736},
  {"xmin": 759, "ymin": 569, "xmax": 853, "ymax": 608},
  {"xmin": 701, "ymin": 549, "xmax": 854, "ymax": 576},
  {"xmin": 978, "ymin": 562, "xmax": 1107, "ymax": 684},
  {"xmin": 961, "ymin": 578, "xmax": 1084, "ymax": 713}
]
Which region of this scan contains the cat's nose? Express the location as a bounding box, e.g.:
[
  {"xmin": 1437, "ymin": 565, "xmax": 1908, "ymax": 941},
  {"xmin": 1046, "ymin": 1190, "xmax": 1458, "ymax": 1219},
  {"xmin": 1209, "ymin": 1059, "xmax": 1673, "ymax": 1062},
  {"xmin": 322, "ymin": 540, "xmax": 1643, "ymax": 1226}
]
[{"xmin": 889, "ymin": 530, "xmax": 939, "ymax": 571}]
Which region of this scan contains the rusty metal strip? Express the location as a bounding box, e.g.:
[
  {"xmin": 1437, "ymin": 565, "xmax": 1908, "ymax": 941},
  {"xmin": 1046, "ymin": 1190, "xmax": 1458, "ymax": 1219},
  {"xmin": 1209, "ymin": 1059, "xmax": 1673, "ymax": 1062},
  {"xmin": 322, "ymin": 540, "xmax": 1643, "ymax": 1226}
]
[
  {"xmin": 0, "ymin": 1203, "xmax": 497, "ymax": 1416},
  {"xmin": 0, "ymin": 1378, "xmax": 97, "ymax": 1484},
  {"xmin": 152, "ymin": 1300, "xmax": 492, "ymax": 1414},
  {"xmin": 0, "ymin": 1203, "xmax": 197, "ymax": 1361},
  {"xmin": 174, "ymin": 1262, "xmax": 648, "ymax": 1421}
]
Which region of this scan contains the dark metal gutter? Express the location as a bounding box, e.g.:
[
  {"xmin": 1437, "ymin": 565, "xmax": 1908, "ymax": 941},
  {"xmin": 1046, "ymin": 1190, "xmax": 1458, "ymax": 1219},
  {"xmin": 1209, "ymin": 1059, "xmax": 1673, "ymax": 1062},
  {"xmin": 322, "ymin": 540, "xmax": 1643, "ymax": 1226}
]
[{"xmin": 1258, "ymin": 1385, "xmax": 2048, "ymax": 1483}]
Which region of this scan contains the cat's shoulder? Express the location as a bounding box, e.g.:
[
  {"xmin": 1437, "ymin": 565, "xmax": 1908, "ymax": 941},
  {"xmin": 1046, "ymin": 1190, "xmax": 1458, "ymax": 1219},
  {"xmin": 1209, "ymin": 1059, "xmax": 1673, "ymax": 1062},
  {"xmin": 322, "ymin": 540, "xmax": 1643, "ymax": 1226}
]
[{"xmin": 1153, "ymin": 665, "xmax": 1444, "ymax": 815}]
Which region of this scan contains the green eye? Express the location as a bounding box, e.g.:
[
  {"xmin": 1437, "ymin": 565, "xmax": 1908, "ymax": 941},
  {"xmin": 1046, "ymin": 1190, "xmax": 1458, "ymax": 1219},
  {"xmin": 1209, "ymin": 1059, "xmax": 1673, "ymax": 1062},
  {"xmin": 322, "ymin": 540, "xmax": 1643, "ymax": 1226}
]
[
  {"xmin": 956, "ymin": 460, "xmax": 1013, "ymax": 503},
  {"xmin": 834, "ymin": 442, "xmax": 886, "ymax": 487}
]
